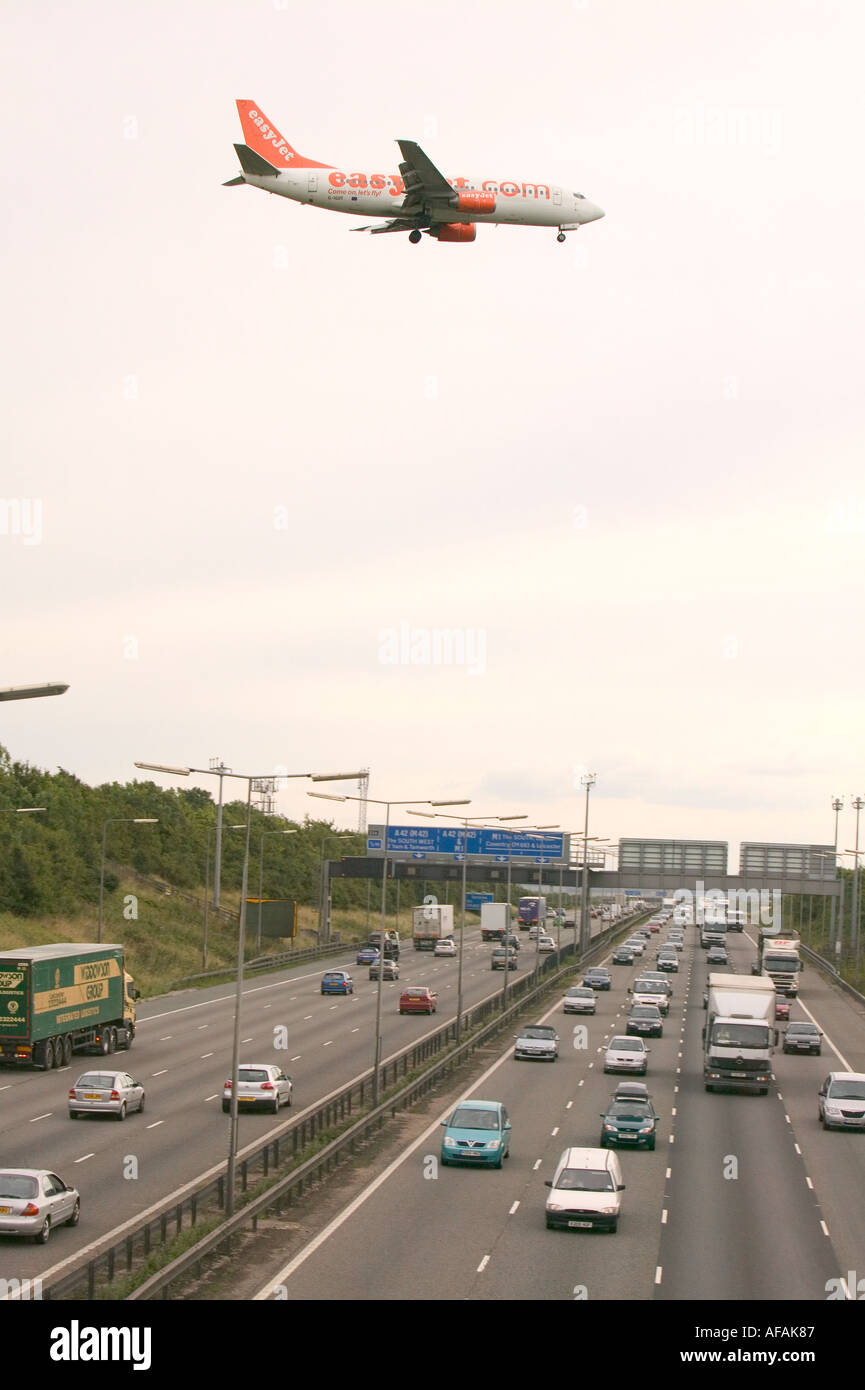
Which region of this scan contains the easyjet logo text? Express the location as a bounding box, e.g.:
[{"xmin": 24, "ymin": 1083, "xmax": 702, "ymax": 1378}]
[
  {"xmin": 248, "ymin": 109, "xmax": 295, "ymax": 164},
  {"xmin": 327, "ymin": 172, "xmax": 551, "ymax": 199}
]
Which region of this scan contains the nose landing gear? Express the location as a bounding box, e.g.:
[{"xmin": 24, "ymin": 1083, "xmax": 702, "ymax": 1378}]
[{"xmin": 557, "ymin": 231, "xmax": 567, "ymax": 243}]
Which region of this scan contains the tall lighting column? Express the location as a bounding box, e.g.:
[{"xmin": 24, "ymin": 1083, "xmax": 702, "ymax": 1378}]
[{"xmin": 579, "ymin": 773, "xmax": 597, "ymax": 955}]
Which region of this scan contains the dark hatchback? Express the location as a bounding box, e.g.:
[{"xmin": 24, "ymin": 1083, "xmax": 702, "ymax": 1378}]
[
  {"xmin": 612, "ymin": 947, "xmax": 635, "ymax": 965},
  {"xmin": 599, "ymin": 1095, "xmax": 658, "ymax": 1150},
  {"xmin": 783, "ymin": 1022, "xmax": 823, "ymax": 1055},
  {"xmin": 583, "ymin": 967, "xmax": 612, "ymax": 991},
  {"xmin": 626, "ymin": 1004, "xmax": 663, "ymax": 1038}
]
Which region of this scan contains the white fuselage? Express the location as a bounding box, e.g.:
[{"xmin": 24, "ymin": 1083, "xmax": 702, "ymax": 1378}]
[{"xmin": 242, "ymin": 166, "xmax": 603, "ymax": 229}]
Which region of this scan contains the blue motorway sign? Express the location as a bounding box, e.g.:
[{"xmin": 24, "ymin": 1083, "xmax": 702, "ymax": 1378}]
[
  {"xmin": 466, "ymin": 892, "xmax": 494, "ymax": 912},
  {"xmin": 366, "ymin": 825, "xmax": 567, "ymax": 863}
]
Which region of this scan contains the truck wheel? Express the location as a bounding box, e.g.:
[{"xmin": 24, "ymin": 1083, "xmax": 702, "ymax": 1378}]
[
  {"xmin": 705, "ymin": 1083, "xmax": 714, "ymax": 1093},
  {"xmin": 99, "ymin": 1033, "xmax": 110, "ymax": 1056},
  {"xmin": 122, "ymin": 1029, "xmax": 134, "ymax": 1051},
  {"xmin": 106, "ymin": 1028, "xmax": 117, "ymax": 1054},
  {"xmin": 61, "ymin": 1036, "xmax": 73, "ymax": 1067}
]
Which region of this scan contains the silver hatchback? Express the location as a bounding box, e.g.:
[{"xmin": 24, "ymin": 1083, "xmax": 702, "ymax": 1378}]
[
  {"xmin": 0, "ymin": 1169, "xmax": 80, "ymax": 1244},
  {"xmin": 68, "ymin": 1070, "xmax": 145, "ymax": 1121},
  {"xmin": 222, "ymin": 1063, "xmax": 293, "ymax": 1114}
]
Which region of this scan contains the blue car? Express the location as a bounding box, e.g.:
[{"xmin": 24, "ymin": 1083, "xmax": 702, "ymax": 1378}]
[
  {"xmin": 355, "ymin": 946, "xmax": 379, "ymax": 965},
  {"xmin": 321, "ymin": 970, "xmax": 353, "ymax": 995},
  {"xmin": 440, "ymin": 1099, "xmax": 511, "ymax": 1169}
]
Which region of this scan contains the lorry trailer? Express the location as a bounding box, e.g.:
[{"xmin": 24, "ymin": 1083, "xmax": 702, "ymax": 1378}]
[{"xmin": 0, "ymin": 943, "xmax": 139, "ymax": 1070}]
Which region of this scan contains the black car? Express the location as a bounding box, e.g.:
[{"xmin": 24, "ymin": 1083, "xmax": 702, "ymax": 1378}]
[
  {"xmin": 612, "ymin": 947, "xmax": 635, "ymax": 965},
  {"xmin": 783, "ymin": 1022, "xmax": 823, "ymax": 1055},
  {"xmin": 626, "ymin": 1004, "xmax": 663, "ymax": 1038},
  {"xmin": 706, "ymin": 946, "xmax": 728, "ymax": 965},
  {"xmin": 583, "ymin": 967, "xmax": 612, "ymax": 991},
  {"xmin": 656, "ymin": 954, "xmax": 678, "ymax": 973},
  {"xmin": 599, "ymin": 1093, "xmax": 658, "ymax": 1150}
]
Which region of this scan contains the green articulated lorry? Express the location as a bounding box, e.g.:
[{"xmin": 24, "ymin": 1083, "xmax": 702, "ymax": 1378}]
[{"xmin": 0, "ymin": 943, "xmax": 139, "ymax": 1070}]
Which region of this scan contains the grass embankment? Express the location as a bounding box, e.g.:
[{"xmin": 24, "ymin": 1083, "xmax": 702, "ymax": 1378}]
[{"xmin": 0, "ymin": 878, "xmax": 383, "ymax": 998}]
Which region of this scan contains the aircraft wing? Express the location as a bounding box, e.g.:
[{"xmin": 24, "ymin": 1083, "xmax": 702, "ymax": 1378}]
[
  {"xmin": 396, "ymin": 140, "xmax": 455, "ymax": 206},
  {"xmin": 351, "ymin": 217, "xmax": 426, "ymax": 235}
]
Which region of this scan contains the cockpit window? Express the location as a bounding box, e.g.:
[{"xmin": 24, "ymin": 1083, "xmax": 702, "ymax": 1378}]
[{"xmin": 574, "ymin": 192, "xmax": 586, "ymax": 199}]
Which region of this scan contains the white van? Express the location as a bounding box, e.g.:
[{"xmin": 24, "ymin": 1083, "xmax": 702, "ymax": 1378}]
[{"xmin": 545, "ymin": 1147, "xmax": 625, "ymax": 1232}]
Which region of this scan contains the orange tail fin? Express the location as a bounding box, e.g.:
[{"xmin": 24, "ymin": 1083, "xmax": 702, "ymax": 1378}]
[{"xmin": 235, "ymin": 100, "xmax": 332, "ymax": 170}]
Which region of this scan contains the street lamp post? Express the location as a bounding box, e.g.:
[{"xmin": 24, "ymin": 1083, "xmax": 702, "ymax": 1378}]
[
  {"xmin": 579, "ymin": 774, "xmax": 598, "ymax": 955},
  {"xmin": 136, "ymin": 762, "xmax": 366, "ymax": 1218},
  {"xmin": 98, "ymin": 818, "xmax": 158, "ymax": 943},
  {"xmin": 309, "ymin": 791, "xmax": 469, "ymax": 1105},
  {"xmin": 204, "ymin": 824, "xmax": 245, "ymax": 970},
  {"xmin": 852, "ymin": 797, "xmax": 864, "ymax": 957},
  {"xmin": 317, "ymin": 832, "xmax": 357, "ymax": 945}
]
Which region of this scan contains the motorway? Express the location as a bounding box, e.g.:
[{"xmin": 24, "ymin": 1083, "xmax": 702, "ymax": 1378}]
[
  {"xmin": 0, "ymin": 919, "xmax": 585, "ymax": 1284},
  {"xmin": 252, "ymin": 926, "xmax": 865, "ymax": 1302}
]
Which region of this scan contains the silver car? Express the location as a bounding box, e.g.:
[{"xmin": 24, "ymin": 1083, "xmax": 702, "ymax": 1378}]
[
  {"xmin": 563, "ymin": 986, "xmax": 596, "ymax": 1015},
  {"xmin": 0, "ymin": 1169, "xmax": 80, "ymax": 1243},
  {"xmin": 222, "ymin": 1063, "xmax": 293, "ymax": 1114},
  {"xmin": 817, "ymin": 1072, "xmax": 865, "ymax": 1131},
  {"xmin": 514, "ymin": 1024, "xmax": 559, "ymax": 1061},
  {"xmin": 68, "ymin": 1070, "xmax": 145, "ymax": 1121},
  {"xmin": 603, "ymin": 1036, "xmax": 650, "ymax": 1075}
]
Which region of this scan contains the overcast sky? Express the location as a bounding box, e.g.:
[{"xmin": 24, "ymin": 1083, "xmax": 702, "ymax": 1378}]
[{"xmin": 2, "ymin": 0, "xmax": 864, "ymax": 864}]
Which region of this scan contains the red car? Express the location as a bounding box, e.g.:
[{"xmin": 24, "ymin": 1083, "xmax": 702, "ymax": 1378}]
[
  {"xmin": 774, "ymin": 996, "xmax": 791, "ymax": 1021},
  {"xmin": 399, "ymin": 987, "xmax": 438, "ymax": 1015}
]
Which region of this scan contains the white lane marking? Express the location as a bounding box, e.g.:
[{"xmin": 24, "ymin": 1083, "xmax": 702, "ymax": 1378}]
[
  {"xmin": 146, "ymin": 1121, "xmax": 164, "ymax": 1129},
  {"xmin": 263, "ymin": 1005, "xmax": 271, "ymax": 1009},
  {"xmin": 198, "ymin": 1024, "xmax": 208, "ymax": 1030},
  {"xmin": 794, "ymin": 1143, "xmax": 802, "ymax": 1155},
  {"xmin": 568, "ymin": 1098, "xmax": 575, "ymax": 1106},
  {"xmin": 160, "ymin": 1036, "xmax": 172, "ymax": 1041},
  {"xmin": 303, "ymin": 1016, "xmax": 312, "ymax": 1021},
  {"xmin": 509, "ymin": 1201, "xmax": 520, "ymax": 1215},
  {"xmin": 551, "ymin": 1126, "xmax": 559, "ymax": 1137},
  {"xmin": 588, "ymin": 1062, "xmax": 594, "ymax": 1069},
  {"xmin": 330, "ymin": 1005, "xmax": 338, "ymax": 1011},
  {"xmin": 839, "ymin": 1276, "xmax": 852, "ymax": 1299},
  {"xmin": 666, "ymin": 1168, "xmax": 672, "ymax": 1179},
  {"xmin": 784, "ymin": 1114, "xmax": 791, "ymax": 1124},
  {"xmin": 0, "ymin": 1085, "xmax": 10, "ymax": 1091},
  {"xmin": 30, "ymin": 1113, "xmax": 52, "ymax": 1122},
  {"xmin": 820, "ymin": 1220, "xmax": 830, "ymax": 1236},
  {"xmin": 674, "ymin": 1085, "xmax": 679, "ymax": 1093},
  {"xmin": 242, "ymin": 1037, "xmax": 253, "ymax": 1044},
  {"xmin": 655, "ymin": 1267, "xmax": 663, "ymax": 1284},
  {"xmin": 323, "ymin": 1041, "xmax": 333, "ymax": 1047},
  {"xmin": 152, "ymin": 1070, "xmax": 168, "ymax": 1077},
  {"xmin": 669, "ymin": 1134, "xmax": 675, "ymax": 1143},
  {"xmin": 477, "ymin": 1255, "xmax": 490, "ymax": 1273},
  {"xmin": 201, "ymin": 1053, "xmax": 214, "ymax": 1059},
  {"xmin": 806, "ymin": 1176, "xmax": 814, "ymax": 1190},
  {"xmin": 661, "ymin": 1209, "xmax": 668, "ymax": 1224},
  {"xmin": 290, "ymin": 1056, "xmax": 301, "ymax": 1062},
  {"xmin": 533, "ymin": 1159, "xmax": 542, "ymax": 1171},
  {"xmin": 205, "ymin": 1094, "xmax": 218, "ymax": 1102},
  {"xmin": 351, "ymin": 1029, "xmax": 359, "ymax": 1034},
  {"xmin": 74, "ymin": 1153, "xmax": 95, "ymax": 1163},
  {"xmin": 671, "ymin": 1108, "xmax": 677, "ymax": 1116}
]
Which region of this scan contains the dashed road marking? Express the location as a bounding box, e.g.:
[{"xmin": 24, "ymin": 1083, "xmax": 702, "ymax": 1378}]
[
  {"xmin": 820, "ymin": 1220, "xmax": 830, "ymax": 1236},
  {"xmin": 74, "ymin": 1153, "xmax": 95, "ymax": 1163},
  {"xmin": 533, "ymin": 1159, "xmax": 542, "ymax": 1171},
  {"xmin": 30, "ymin": 1113, "xmax": 51, "ymax": 1123},
  {"xmin": 477, "ymin": 1254, "xmax": 490, "ymax": 1272},
  {"xmin": 655, "ymin": 1266, "xmax": 663, "ymax": 1285},
  {"xmin": 509, "ymin": 1201, "xmax": 520, "ymax": 1215},
  {"xmin": 662, "ymin": 1209, "xmax": 668, "ymax": 1224},
  {"xmin": 146, "ymin": 1121, "xmax": 164, "ymax": 1129}
]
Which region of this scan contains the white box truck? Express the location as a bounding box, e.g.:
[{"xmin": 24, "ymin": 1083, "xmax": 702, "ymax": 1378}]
[
  {"xmin": 412, "ymin": 904, "xmax": 454, "ymax": 951},
  {"xmin": 480, "ymin": 902, "xmax": 511, "ymax": 942},
  {"xmin": 703, "ymin": 974, "xmax": 777, "ymax": 1095}
]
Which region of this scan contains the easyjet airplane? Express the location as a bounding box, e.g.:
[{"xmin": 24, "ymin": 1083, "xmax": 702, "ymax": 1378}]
[{"xmin": 225, "ymin": 99, "xmax": 604, "ymax": 244}]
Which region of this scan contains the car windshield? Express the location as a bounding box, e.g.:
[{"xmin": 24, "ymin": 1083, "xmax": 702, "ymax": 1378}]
[
  {"xmin": 567, "ymin": 989, "xmax": 591, "ymax": 998},
  {"xmin": 76, "ymin": 1074, "xmax": 115, "ymax": 1088},
  {"xmin": 0, "ymin": 1175, "xmax": 39, "ymax": 1199},
  {"xmin": 522, "ymin": 1027, "xmax": 555, "ymax": 1039},
  {"xmin": 450, "ymin": 1108, "xmax": 499, "ymax": 1130},
  {"xmin": 631, "ymin": 1008, "xmax": 658, "ymax": 1018},
  {"xmin": 609, "ymin": 1038, "xmax": 643, "ymax": 1051},
  {"xmin": 788, "ymin": 1024, "xmax": 818, "ymax": 1034},
  {"xmin": 828, "ymin": 1081, "xmax": 865, "ymax": 1100},
  {"xmin": 636, "ymin": 982, "xmax": 665, "ymax": 993},
  {"xmin": 610, "ymin": 1102, "xmax": 651, "ymax": 1118},
  {"xmin": 405, "ymin": 990, "xmax": 427, "ymax": 997},
  {"xmin": 556, "ymin": 1169, "xmax": 614, "ymax": 1192}
]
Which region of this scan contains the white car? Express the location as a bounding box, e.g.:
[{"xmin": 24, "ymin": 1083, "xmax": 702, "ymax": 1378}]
[
  {"xmin": 537, "ymin": 935, "xmax": 556, "ymax": 953},
  {"xmin": 603, "ymin": 1036, "xmax": 650, "ymax": 1075},
  {"xmin": 434, "ymin": 938, "xmax": 457, "ymax": 957},
  {"xmin": 0, "ymin": 1169, "xmax": 80, "ymax": 1244},
  {"xmin": 817, "ymin": 1073, "xmax": 865, "ymax": 1130},
  {"xmin": 625, "ymin": 938, "xmax": 645, "ymax": 956},
  {"xmin": 563, "ymin": 986, "xmax": 596, "ymax": 1015},
  {"xmin": 545, "ymin": 1147, "xmax": 625, "ymax": 1232},
  {"xmin": 223, "ymin": 1063, "xmax": 293, "ymax": 1114}
]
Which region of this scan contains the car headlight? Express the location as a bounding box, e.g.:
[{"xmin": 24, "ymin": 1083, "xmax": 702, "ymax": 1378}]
[
  {"xmin": 825, "ymin": 1105, "xmax": 842, "ymax": 1116},
  {"xmin": 597, "ymin": 1206, "xmax": 617, "ymax": 1216},
  {"xmin": 639, "ymin": 1124, "xmax": 653, "ymax": 1133},
  {"xmin": 443, "ymin": 1136, "xmax": 457, "ymax": 1148},
  {"xmin": 486, "ymin": 1138, "xmax": 501, "ymax": 1149}
]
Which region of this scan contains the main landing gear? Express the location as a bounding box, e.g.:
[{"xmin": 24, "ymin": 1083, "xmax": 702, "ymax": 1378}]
[{"xmin": 408, "ymin": 229, "xmax": 422, "ymax": 244}]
